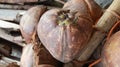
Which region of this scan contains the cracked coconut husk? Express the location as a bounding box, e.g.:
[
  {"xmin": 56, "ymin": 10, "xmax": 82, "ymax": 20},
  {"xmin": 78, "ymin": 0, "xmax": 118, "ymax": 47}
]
[{"xmin": 33, "ymin": 36, "xmax": 63, "ymax": 67}]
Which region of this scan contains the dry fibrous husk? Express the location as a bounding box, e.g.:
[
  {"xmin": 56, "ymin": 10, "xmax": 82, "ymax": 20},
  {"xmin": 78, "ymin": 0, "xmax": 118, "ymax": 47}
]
[{"xmin": 37, "ymin": 0, "xmax": 102, "ymax": 63}]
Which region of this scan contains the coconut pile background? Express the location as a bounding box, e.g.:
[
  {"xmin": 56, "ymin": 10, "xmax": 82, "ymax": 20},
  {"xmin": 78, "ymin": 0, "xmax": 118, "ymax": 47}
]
[{"xmin": 0, "ymin": 0, "xmax": 113, "ymax": 67}]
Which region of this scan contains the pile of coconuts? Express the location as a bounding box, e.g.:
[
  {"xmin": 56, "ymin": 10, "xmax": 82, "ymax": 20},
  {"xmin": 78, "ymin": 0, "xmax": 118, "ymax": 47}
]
[{"xmin": 19, "ymin": 0, "xmax": 120, "ymax": 67}]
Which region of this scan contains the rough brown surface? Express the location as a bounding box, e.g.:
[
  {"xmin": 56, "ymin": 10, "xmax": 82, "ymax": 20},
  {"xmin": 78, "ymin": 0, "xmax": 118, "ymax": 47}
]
[
  {"xmin": 37, "ymin": 0, "xmax": 102, "ymax": 63},
  {"xmin": 63, "ymin": 0, "xmax": 102, "ymax": 23},
  {"xmin": 33, "ymin": 40, "xmax": 63, "ymax": 67}
]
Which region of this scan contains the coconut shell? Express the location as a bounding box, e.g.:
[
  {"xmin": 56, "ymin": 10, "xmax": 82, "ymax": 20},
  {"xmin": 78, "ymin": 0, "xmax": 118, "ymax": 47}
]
[
  {"xmin": 63, "ymin": 0, "xmax": 102, "ymax": 23},
  {"xmin": 20, "ymin": 5, "xmax": 47, "ymax": 44},
  {"xmin": 102, "ymin": 31, "xmax": 120, "ymax": 67},
  {"xmin": 37, "ymin": 0, "xmax": 102, "ymax": 63},
  {"xmin": 37, "ymin": 8, "xmax": 93, "ymax": 63}
]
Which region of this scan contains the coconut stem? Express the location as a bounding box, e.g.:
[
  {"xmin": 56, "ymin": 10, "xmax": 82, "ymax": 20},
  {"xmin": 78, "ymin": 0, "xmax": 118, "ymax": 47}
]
[{"xmin": 57, "ymin": 11, "xmax": 77, "ymax": 26}]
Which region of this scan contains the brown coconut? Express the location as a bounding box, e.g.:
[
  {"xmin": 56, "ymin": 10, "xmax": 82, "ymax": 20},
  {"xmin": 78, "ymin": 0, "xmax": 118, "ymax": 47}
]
[
  {"xmin": 20, "ymin": 5, "xmax": 47, "ymax": 44},
  {"xmin": 102, "ymin": 31, "xmax": 120, "ymax": 67},
  {"xmin": 37, "ymin": 0, "xmax": 102, "ymax": 63}
]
